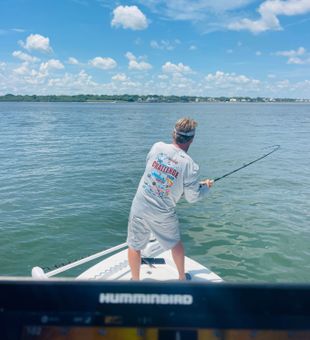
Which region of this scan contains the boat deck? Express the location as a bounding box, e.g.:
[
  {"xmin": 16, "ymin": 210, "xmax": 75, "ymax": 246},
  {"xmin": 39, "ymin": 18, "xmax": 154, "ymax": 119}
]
[{"xmin": 77, "ymin": 244, "xmax": 223, "ymax": 282}]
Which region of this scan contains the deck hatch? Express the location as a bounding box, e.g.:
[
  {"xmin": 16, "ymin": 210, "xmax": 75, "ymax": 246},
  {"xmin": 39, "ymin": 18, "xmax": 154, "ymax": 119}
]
[{"xmin": 141, "ymin": 257, "xmax": 166, "ymax": 265}]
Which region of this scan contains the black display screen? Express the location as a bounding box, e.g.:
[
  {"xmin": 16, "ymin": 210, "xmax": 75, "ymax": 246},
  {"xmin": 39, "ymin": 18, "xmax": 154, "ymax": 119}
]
[{"xmin": 1, "ymin": 280, "xmax": 310, "ymax": 340}]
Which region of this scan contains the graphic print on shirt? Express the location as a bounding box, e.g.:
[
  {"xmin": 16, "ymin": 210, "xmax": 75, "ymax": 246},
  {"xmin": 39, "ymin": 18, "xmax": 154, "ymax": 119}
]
[{"xmin": 143, "ymin": 153, "xmax": 180, "ymax": 198}]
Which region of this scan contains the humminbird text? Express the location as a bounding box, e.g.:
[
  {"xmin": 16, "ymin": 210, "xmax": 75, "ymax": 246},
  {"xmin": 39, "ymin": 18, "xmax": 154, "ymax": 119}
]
[{"xmin": 99, "ymin": 293, "xmax": 193, "ymax": 305}]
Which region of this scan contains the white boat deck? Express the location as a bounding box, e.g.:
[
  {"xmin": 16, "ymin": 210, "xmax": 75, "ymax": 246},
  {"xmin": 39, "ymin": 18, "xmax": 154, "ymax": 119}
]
[{"xmin": 77, "ymin": 241, "xmax": 223, "ymax": 282}]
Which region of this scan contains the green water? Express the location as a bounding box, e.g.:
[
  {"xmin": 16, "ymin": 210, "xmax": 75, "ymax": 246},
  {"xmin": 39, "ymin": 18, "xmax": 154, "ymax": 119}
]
[{"xmin": 0, "ymin": 102, "xmax": 309, "ymax": 282}]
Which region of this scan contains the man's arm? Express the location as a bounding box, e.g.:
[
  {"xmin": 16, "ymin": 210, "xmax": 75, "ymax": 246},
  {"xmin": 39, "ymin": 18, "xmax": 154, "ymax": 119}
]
[{"xmin": 183, "ymin": 162, "xmax": 214, "ymax": 203}]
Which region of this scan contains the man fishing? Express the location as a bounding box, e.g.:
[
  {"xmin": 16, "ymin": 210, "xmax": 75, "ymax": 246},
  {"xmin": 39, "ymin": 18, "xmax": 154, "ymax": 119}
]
[{"xmin": 127, "ymin": 117, "xmax": 214, "ymax": 280}]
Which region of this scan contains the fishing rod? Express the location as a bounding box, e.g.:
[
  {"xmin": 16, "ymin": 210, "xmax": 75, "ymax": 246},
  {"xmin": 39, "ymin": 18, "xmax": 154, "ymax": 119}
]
[{"xmin": 214, "ymin": 145, "xmax": 280, "ymax": 182}]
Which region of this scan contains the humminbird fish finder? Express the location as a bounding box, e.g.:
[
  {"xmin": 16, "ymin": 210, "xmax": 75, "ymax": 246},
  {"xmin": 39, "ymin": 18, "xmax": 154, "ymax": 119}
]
[{"xmin": 0, "ymin": 280, "xmax": 310, "ymax": 340}]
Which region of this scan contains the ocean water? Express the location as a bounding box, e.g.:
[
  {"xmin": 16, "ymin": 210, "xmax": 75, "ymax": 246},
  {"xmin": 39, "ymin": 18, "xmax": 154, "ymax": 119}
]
[{"xmin": 0, "ymin": 102, "xmax": 309, "ymax": 282}]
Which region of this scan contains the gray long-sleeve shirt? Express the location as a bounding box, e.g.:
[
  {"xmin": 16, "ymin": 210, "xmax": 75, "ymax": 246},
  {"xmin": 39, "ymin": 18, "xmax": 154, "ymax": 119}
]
[{"xmin": 132, "ymin": 142, "xmax": 209, "ymax": 216}]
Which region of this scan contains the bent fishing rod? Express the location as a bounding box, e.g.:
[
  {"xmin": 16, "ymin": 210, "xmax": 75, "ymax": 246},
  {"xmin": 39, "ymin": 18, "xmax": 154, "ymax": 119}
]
[{"xmin": 213, "ymin": 145, "xmax": 280, "ymax": 182}]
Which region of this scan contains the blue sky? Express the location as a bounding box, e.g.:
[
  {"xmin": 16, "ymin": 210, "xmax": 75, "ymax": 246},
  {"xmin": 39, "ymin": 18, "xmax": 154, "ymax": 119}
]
[{"xmin": 1, "ymin": 0, "xmax": 310, "ymax": 98}]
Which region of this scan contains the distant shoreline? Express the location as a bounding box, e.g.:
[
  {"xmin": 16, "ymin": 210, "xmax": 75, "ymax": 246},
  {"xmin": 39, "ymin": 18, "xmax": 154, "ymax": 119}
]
[{"xmin": 0, "ymin": 94, "xmax": 309, "ymax": 103}]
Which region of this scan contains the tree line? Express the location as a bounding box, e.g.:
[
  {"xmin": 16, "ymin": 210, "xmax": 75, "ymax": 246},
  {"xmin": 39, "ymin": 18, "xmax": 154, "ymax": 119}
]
[{"xmin": 0, "ymin": 94, "xmax": 301, "ymax": 103}]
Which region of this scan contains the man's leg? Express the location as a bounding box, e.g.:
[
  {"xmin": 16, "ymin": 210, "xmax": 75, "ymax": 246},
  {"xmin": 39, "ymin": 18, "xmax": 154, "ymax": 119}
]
[
  {"xmin": 171, "ymin": 241, "xmax": 186, "ymax": 280},
  {"xmin": 128, "ymin": 247, "xmax": 141, "ymax": 280}
]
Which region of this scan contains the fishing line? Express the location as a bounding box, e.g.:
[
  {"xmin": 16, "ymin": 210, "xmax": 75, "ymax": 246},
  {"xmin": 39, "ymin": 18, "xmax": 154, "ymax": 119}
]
[{"xmin": 214, "ymin": 145, "xmax": 280, "ymax": 182}]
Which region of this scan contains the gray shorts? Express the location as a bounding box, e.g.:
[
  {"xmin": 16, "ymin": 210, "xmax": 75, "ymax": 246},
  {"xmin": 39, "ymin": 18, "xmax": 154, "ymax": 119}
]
[{"xmin": 127, "ymin": 212, "xmax": 180, "ymax": 251}]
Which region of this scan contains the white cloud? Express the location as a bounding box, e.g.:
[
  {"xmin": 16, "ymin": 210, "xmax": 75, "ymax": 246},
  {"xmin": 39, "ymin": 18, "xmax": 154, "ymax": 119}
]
[
  {"xmin": 256, "ymin": 51, "xmax": 262, "ymax": 56},
  {"xmin": 68, "ymin": 57, "xmax": 79, "ymax": 65},
  {"xmin": 275, "ymin": 46, "xmax": 310, "ymax": 64},
  {"xmin": 12, "ymin": 28, "xmax": 26, "ymax": 33},
  {"xmin": 129, "ymin": 60, "xmax": 152, "ymax": 71},
  {"xmin": 287, "ymin": 57, "xmax": 303, "ymax": 64},
  {"xmin": 155, "ymin": 70, "xmax": 195, "ymax": 93},
  {"xmin": 205, "ymin": 70, "xmax": 260, "ymax": 87},
  {"xmin": 287, "ymin": 57, "xmax": 310, "ymax": 64},
  {"xmin": 228, "ymin": 0, "xmax": 310, "ymax": 33},
  {"xmin": 13, "ymin": 63, "xmax": 30, "ymax": 75},
  {"xmin": 137, "ymin": 1, "xmax": 263, "ymax": 33},
  {"xmin": 12, "ymin": 50, "xmax": 40, "ymax": 63},
  {"xmin": 40, "ymin": 59, "xmax": 64, "ymax": 73},
  {"xmin": 3, "ymin": 64, "xmax": 100, "ymax": 95},
  {"xmin": 158, "ymin": 74, "xmax": 169, "ymax": 80},
  {"xmin": 112, "ymin": 73, "xmax": 128, "ymax": 81},
  {"xmin": 189, "ymin": 45, "xmax": 197, "ymax": 51},
  {"xmin": 89, "ymin": 57, "xmax": 117, "ymax": 70},
  {"xmin": 111, "ymin": 5, "xmax": 148, "ymax": 30},
  {"xmin": 125, "ymin": 52, "xmax": 152, "ymax": 71},
  {"xmin": 150, "ymin": 39, "xmax": 180, "ymax": 51},
  {"xmin": 140, "ymin": 0, "xmax": 254, "ymax": 21},
  {"xmin": 0, "ymin": 62, "xmax": 7, "ymax": 70},
  {"xmin": 3, "ymin": 62, "xmax": 310, "ymax": 98},
  {"xmin": 293, "ymin": 79, "xmax": 310, "ymax": 92},
  {"xmin": 47, "ymin": 70, "xmax": 97, "ymax": 91},
  {"xmin": 19, "ymin": 34, "xmax": 52, "ymax": 53},
  {"xmin": 275, "ymin": 46, "xmax": 305, "ymax": 57},
  {"xmin": 22, "ymin": 59, "xmax": 64, "ymax": 80},
  {"xmin": 162, "ymin": 61, "xmax": 193, "ymax": 74},
  {"xmin": 125, "ymin": 52, "xmax": 135, "ymax": 61},
  {"xmin": 275, "ymin": 79, "xmax": 290, "ymax": 89},
  {"xmin": 150, "ymin": 40, "xmax": 163, "ymax": 49}
]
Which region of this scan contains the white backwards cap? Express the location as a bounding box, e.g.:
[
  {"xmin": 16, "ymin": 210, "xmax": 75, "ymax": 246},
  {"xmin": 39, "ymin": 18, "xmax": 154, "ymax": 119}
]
[{"xmin": 174, "ymin": 128, "xmax": 195, "ymax": 137}]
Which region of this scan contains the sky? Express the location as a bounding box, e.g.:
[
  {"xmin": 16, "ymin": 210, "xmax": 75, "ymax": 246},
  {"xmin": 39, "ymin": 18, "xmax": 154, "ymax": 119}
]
[{"xmin": 1, "ymin": 0, "xmax": 310, "ymax": 98}]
